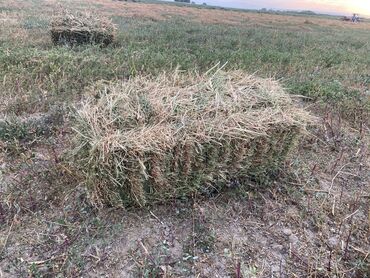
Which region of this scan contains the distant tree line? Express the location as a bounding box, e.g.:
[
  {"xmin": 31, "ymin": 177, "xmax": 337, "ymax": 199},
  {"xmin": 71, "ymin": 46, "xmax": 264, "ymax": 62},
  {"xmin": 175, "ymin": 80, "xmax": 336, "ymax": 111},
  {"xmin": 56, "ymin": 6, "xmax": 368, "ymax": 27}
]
[
  {"xmin": 259, "ymin": 8, "xmax": 317, "ymax": 16},
  {"xmin": 174, "ymin": 0, "xmax": 190, "ymax": 3}
]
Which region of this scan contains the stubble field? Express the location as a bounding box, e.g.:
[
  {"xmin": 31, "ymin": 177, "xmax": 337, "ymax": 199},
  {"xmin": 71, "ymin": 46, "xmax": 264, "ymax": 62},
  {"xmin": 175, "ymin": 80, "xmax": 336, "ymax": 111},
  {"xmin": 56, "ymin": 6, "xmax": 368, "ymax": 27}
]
[{"xmin": 0, "ymin": 0, "xmax": 369, "ymax": 277}]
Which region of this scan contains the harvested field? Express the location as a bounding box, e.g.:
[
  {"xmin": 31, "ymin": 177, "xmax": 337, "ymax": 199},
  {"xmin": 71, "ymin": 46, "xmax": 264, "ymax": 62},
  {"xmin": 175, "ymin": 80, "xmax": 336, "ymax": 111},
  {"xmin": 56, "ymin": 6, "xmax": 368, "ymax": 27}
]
[
  {"xmin": 0, "ymin": 0, "xmax": 369, "ymax": 277},
  {"xmin": 72, "ymin": 70, "xmax": 312, "ymax": 206}
]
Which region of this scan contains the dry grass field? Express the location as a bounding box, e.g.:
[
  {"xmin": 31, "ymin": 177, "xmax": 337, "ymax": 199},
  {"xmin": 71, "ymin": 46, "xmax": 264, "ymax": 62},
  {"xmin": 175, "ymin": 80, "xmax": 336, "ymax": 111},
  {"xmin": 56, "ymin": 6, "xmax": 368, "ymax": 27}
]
[{"xmin": 0, "ymin": 0, "xmax": 369, "ymax": 277}]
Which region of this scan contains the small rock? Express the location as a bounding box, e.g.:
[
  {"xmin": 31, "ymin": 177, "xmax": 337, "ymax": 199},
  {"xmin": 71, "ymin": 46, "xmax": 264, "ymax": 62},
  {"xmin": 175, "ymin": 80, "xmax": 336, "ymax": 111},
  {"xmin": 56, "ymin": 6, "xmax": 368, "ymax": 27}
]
[
  {"xmin": 282, "ymin": 228, "xmax": 292, "ymax": 236},
  {"xmin": 289, "ymin": 234, "xmax": 299, "ymax": 245},
  {"xmin": 327, "ymin": 236, "xmax": 339, "ymax": 249},
  {"xmin": 259, "ymin": 238, "xmax": 268, "ymax": 245},
  {"xmin": 271, "ymin": 244, "xmax": 284, "ymax": 252},
  {"xmin": 271, "ymin": 265, "xmax": 280, "ymax": 273}
]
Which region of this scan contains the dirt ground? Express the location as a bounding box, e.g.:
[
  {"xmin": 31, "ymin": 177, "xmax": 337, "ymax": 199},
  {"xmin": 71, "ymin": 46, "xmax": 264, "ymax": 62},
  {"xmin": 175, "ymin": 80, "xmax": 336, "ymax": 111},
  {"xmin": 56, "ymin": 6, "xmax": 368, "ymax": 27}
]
[{"xmin": 0, "ymin": 105, "xmax": 369, "ymax": 277}]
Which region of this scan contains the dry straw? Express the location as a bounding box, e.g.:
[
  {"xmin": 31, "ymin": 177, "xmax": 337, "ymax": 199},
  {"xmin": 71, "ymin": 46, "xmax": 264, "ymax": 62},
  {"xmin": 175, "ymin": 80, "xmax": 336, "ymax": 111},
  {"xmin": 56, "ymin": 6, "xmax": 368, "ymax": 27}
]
[
  {"xmin": 72, "ymin": 68, "xmax": 313, "ymax": 207},
  {"xmin": 50, "ymin": 9, "xmax": 116, "ymax": 46}
]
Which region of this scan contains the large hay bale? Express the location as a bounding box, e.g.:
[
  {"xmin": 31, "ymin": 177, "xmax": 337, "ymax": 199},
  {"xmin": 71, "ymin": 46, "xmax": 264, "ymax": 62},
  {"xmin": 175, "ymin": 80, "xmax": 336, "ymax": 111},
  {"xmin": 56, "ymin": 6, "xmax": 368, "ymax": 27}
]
[
  {"xmin": 72, "ymin": 69, "xmax": 312, "ymax": 206},
  {"xmin": 50, "ymin": 10, "xmax": 116, "ymax": 46}
]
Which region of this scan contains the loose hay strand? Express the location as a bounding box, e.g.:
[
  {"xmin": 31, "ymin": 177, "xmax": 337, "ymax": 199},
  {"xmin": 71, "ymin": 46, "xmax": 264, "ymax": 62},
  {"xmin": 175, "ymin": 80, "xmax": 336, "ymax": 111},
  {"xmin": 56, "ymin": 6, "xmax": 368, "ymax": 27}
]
[{"xmin": 72, "ymin": 69, "xmax": 314, "ymax": 206}]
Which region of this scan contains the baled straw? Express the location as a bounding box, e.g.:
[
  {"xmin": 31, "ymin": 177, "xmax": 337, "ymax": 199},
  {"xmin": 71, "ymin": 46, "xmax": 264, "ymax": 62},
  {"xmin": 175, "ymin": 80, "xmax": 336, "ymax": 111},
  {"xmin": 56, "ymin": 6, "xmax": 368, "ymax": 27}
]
[
  {"xmin": 50, "ymin": 9, "xmax": 116, "ymax": 46},
  {"xmin": 72, "ymin": 69, "xmax": 313, "ymax": 206}
]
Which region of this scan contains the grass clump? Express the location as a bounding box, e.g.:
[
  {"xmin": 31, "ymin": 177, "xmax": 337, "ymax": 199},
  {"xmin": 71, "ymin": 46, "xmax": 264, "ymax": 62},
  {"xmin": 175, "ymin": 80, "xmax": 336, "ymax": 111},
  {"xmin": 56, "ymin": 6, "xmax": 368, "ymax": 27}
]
[
  {"xmin": 72, "ymin": 68, "xmax": 313, "ymax": 207},
  {"xmin": 0, "ymin": 108, "xmax": 64, "ymax": 142},
  {"xmin": 50, "ymin": 9, "xmax": 116, "ymax": 46}
]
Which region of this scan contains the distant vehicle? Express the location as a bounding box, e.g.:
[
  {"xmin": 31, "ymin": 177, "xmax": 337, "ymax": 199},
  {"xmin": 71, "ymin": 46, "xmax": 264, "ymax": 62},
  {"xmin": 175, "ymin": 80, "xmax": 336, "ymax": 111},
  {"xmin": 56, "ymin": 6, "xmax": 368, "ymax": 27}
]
[
  {"xmin": 352, "ymin": 13, "xmax": 360, "ymax": 22},
  {"xmin": 341, "ymin": 16, "xmax": 351, "ymax": 22},
  {"xmin": 340, "ymin": 14, "xmax": 360, "ymax": 23}
]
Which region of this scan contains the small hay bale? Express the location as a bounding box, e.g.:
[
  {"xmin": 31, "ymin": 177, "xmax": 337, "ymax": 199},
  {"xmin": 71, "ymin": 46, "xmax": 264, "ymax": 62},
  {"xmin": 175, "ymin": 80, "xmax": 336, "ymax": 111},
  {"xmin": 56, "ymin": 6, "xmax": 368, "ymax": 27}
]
[
  {"xmin": 72, "ymin": 69, "xmax": 313, "ymax": 207},
  {"xmin": 50, "ymin": 9, "xmax": 116, "ymax": 46}
]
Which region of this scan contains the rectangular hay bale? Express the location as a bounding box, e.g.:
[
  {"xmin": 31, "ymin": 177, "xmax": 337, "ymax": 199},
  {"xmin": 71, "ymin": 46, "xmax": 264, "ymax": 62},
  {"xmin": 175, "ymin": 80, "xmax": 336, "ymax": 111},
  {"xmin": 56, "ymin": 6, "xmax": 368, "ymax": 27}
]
[
  {"xmin": 50, "ymin": 10, "xmax": 116, "ymax": 46},
  {"xmin": 72, "ymin": 69, "xmax": 312, "ymax": 206}
]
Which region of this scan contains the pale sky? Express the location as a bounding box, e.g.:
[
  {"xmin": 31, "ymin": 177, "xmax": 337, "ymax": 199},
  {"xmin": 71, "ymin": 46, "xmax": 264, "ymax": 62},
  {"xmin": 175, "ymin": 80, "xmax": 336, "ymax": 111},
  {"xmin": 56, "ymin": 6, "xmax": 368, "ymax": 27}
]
[{"xmin": 189, "ymin": 0, "xmax": 370, "ymax": 16}]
